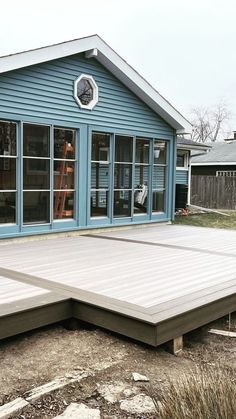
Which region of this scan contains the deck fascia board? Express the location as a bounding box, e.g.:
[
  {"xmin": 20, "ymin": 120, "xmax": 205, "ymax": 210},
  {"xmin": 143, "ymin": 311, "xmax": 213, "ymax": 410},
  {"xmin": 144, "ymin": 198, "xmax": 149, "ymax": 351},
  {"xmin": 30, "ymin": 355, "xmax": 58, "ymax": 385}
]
[{"xmin": 0, "ymin": 299, "xmax": 72, "ymax": 340}]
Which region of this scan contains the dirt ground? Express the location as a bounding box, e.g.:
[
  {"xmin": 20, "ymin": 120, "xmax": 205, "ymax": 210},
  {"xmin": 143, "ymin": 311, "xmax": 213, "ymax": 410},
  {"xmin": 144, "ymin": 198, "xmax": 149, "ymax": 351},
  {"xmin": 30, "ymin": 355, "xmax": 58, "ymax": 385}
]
[{"xmin": 0, "ymin": 313, "xmax": 235, "ymax": 418}]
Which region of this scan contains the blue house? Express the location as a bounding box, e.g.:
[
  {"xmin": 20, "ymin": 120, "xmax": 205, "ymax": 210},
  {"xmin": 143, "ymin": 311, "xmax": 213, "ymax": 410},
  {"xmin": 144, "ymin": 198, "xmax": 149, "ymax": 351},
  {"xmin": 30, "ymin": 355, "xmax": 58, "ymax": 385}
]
[{"xmin": 0, "ymin": 35, "xmax": 191, "ymax": 238}]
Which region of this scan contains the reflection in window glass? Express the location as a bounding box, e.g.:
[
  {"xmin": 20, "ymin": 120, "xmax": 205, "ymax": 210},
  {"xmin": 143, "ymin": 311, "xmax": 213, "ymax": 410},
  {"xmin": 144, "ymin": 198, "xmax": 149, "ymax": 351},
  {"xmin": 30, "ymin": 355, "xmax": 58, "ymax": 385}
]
[
  {"xmin": 113, "ymin": 190, "xmax": 132, "ymax": 217},
  {"xmin": 152, "ymin": 191, "xmax": 165, "ymax": 212},
  {"xmin": 23, "ymin": 191, "xmax": 50, "ymax": 224},
  {"xmin": 54, "ymin": 129, "xmax": 75, "ymax": 159},
  {"xmin": 54, "ymin": 161, "xmax": 74, "ymax": 190},
  {"xmin": 0, "ymin": 192, "xmax": 16, "ymax": 223},
  {"xmin": 134, "ymin": 186, "xmax": 148, "ymax": 214},
  {"xmin": 177, "ymin": 152, "xmax": 186, "ymax": 167},
  {"xmin": 154, "ymin": 140, "xmax": 166, "ymax": 164},
  {"xmin": 114, "ymin": 164, "xmax": 132, "ymax": 189},
  {"xmin": 0, "ymin": 159, "xmax": 16, "ymax": 190},
  {"xmin": 23, "ymin": 124, "xmax": 49, "ymax": 157},
  {"xmin": 152, "ymin": 166, "xmax": 165, "ymax": 189},
  {"xmin": 54, "ymin": 191, "xmax": 75, "ymax": 219},
  {"xmin": 135, "ymin": 165, "xmax": 149, "ymax": 187},
  {"xmin": 115, "ymin": 136, "xmax": 133, "ymax": 162},
  {"xmin": 152, "ymin": 140, "xmax": 167, "ymax": 214},
  {"xmin": 91, "ymin": 190, "xmax": 108, "ymax": 217},
  {"xmin": 77, "ymin": 78, "xmax": 93, "ymax": 106},
  {"xmin": 23, "ymin": 159, "xmax": 50, "ymax": 190},
  {"xmin": 135, "ymin": 138, "xmax": 149, "ymax": 163},
  {"xmin": 53, "ymin": 128, "xmax": 76, "ymax": 220},
  {"xmin": 92, "ymin": 133, "xmax": 109, "ymax": 161},
  {"xmin": 91, "ymin": 132, "xmax": 110, "ymax": 218},
  {"xmin": 91, "ymin": 163, "xmax": 109, "ymax": 189},
  {"xmin": 0, "ymin": 121, "xmax": 16, "ymax": 156}
]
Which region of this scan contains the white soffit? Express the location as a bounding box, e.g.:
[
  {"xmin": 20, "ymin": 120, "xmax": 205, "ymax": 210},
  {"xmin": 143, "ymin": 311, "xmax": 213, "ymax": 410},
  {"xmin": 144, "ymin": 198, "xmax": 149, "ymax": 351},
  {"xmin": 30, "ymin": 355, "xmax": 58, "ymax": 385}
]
[{"xmin": 0, "ymin": 35, "xmax": 192, "ymax": 133}]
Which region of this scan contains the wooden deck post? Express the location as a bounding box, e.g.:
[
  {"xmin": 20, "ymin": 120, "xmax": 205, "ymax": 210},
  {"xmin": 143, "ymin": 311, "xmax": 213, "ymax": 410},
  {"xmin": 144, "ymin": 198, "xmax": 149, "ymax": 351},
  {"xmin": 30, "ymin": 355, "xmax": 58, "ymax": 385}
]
[{"xmin": 167, "ymin": 336, "xmax": 183, "ymax": 356}]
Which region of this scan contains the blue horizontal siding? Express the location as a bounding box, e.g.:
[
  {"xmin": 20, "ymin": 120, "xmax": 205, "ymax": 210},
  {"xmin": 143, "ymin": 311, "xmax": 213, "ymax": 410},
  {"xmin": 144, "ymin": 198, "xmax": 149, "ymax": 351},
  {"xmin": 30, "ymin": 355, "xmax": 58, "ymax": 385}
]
[
  {"xmin": 176, "ymin": 170, "xmax": 188, "ymax": 185},
  {"xmin": 0, "ymin": 54, "xmax": 173, "ymax": 138}
]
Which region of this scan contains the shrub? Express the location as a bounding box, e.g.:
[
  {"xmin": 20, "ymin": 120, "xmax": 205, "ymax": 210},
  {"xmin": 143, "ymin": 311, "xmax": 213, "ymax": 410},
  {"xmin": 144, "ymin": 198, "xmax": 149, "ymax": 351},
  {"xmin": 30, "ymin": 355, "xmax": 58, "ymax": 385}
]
[{"xmin": 151, "ymin": 365, "xmax": 236, "ymax": 419}]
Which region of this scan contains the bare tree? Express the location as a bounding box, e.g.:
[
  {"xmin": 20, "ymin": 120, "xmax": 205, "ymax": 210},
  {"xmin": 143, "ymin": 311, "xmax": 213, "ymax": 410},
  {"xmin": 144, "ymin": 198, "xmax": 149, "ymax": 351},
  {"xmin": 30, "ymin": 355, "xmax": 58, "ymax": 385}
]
[{"xmin": 190, "ymin": 100, "xmax": 232, "ymax": 143}]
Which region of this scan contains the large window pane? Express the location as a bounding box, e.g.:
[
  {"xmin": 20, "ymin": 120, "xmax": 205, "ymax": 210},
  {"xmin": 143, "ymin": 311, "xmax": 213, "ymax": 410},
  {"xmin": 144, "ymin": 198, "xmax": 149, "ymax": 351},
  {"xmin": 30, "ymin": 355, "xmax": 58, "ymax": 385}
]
[
  {"xmin": 114, "ymin": 164, "xmax": 132, "ymax": 189},
  {"xmin": 113, "ymin": 190, "xmax": 132, "ymax": 217},
  {"xmin": 115, "ymin": 136, "xmax": 133, "ymax": 162},
  {"xmin": 23, "ymin": 159, "xmax": 50, "ymax": 189},
  {"xmin": 152, "ymin": 191, "xmax": 165, "ymax": 212},
  {"xmin": 0, "ymin": 192, "xmax": 16, "ymax": 223},
  {"xmin": 23, "ymin": 124, "xmax": 49, "ymax": 157},
  {"xmin": 91, "ymin": 190, "xmax": 108, "ymax": 217},
  {"xmin": 54, "ymin": 191, "xmax": 74, "ymax": 219},
  {"xmin": 153, "ymin": 166, "xmax": 165, "ymax": 189},
  {"xmin": 154, "ymin": 140, "xmax": 166, "ymax": 164},
  {"xmin": 0, "ymin": 158, "xmax": 16, "ymax": 190},
  {"xmin": 54, "ymin": 161, "xmax": 74, "ymax": 190},
  {"xmin": 135, "ymin": 138, "xmax": 149, "ymax": 163},
  {"xmin": 92, "ymin": 133, "xmax": 110, "ymax": 161},
  {"xmin": 91, "ymin": 163, "xmax": 109, "ymax": 189},
  {"xmin": 0, "ymin": 121, "xmax": 16, "ymax": 156},
  {"xmin": 54, "ymin": 128, "xmax": 75, "ymax": 159},
  {"xmin": 23, "ymin": 191, "xmax": 50, "ymax": 224}
]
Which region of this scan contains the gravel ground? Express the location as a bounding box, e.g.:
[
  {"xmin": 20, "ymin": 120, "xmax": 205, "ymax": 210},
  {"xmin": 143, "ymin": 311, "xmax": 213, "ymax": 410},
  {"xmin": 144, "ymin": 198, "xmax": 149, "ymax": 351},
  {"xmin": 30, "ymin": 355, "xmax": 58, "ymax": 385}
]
[{"xmin": 0, "ymin": 313, "xmax": 235, "ymax": 418}]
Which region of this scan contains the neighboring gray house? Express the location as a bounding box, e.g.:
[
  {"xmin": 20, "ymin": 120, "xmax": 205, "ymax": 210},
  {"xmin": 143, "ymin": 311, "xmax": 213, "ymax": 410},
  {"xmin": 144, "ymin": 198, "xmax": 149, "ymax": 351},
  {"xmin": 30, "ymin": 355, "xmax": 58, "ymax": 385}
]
[
  {"xmin": 175, "ymin": 137, "xmax": 210, "ymax": 209},
  {"xmin": 191, "ymin": 134, "xmax": 236, "ymax": 177}
]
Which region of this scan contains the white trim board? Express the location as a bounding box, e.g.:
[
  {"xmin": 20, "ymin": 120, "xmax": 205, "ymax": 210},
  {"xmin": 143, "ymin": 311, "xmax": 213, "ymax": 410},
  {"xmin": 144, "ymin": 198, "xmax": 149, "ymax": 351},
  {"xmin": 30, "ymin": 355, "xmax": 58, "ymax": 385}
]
[
  {"xmin": 191, "ymin": 162, "xmax": 236, "ymax": 166},
  {"xmin": 0, "ymin": 35, "xmax": 191, "ymax": 134}
]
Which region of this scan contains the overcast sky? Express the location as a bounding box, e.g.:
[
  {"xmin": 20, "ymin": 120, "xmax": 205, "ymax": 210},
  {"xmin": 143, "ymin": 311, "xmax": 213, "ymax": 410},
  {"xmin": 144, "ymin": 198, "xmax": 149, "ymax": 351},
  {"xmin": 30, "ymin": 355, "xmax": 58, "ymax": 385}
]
[{"xmin": 1, "ymin": 0, "xmax": 236, "ymax": 134}]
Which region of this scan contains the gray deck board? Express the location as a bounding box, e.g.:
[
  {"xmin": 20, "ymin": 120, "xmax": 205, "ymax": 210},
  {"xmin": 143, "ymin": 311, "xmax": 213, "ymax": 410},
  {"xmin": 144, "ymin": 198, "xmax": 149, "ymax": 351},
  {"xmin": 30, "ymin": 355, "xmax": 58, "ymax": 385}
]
[
  {"xmin": 0, "ymin": 276, "xmax": 49, "ymax": 305},
  {"xmin": 0, "ymin": 225, "xmax": 235, "ymax": 344},
  {"xmin": 0, "ymin": 234, "xmax": 235, "ymax": 309}
]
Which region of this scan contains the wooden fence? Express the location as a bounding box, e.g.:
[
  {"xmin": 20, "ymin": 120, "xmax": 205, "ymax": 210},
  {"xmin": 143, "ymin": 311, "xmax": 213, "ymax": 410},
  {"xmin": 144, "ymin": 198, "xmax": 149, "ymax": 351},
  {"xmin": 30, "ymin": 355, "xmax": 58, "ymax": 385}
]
[{"xmin": 191, "ymin": 175, "xmax": 236, "ymax": 210}]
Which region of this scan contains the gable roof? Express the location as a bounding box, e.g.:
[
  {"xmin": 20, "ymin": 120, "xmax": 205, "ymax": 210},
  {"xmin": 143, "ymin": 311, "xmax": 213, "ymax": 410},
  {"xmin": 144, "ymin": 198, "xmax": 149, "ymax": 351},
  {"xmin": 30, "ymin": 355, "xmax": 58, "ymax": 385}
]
[
  {"xmin": 0, "ymin": 35, "xmax": 191, "ymax": 134},
  {"xmin": 191, "ymin": 141, "xmax": 236, "ymax": 165},
  {"xmin": 177, "ymin": 137, "xmax": 211, "ymax": 152}
]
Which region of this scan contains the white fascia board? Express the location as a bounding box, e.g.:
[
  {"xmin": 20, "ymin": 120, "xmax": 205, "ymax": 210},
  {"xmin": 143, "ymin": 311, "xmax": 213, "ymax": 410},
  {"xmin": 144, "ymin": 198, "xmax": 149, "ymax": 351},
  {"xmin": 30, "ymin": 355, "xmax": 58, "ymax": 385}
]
[
  {"xmin": 191, "ymin": 162, "xmax": 236, "ymax": 166},
  {"xmin": 0, "ymin": 36, "xmax": 98, "ymax": 73},
  {"xmin": 0, "ymin": 35, "xmax": 191, "ymax": 133},
  {"xmin": 177, "ymin": 144, "xmax": 211, "ymax": 152}
]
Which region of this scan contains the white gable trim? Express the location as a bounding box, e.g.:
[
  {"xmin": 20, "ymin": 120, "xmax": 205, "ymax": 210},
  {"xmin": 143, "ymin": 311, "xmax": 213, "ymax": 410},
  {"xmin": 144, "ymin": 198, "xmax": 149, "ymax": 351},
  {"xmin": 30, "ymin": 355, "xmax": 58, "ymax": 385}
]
[{"xmin": 0, "ymin": 35, "xmax": 192, "ymax": 133}]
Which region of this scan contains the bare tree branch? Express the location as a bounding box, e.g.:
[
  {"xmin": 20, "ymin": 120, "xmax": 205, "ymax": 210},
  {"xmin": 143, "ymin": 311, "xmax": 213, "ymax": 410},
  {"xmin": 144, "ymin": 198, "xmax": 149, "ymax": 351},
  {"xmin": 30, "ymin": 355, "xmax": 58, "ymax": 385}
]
[{"xmin": 190, "ymin": 100, "xmax": 231, "ymax": 143}]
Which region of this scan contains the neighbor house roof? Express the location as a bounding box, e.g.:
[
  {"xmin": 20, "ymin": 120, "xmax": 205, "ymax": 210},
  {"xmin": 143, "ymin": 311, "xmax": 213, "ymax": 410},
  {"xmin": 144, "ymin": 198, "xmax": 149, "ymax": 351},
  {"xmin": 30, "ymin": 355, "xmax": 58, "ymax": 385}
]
[
  {"xmin": 191, "ymin": 141, "xmax": 236, "ymax": 166},
  {"xmin": 177, "ymin": 137, "xmax": 211, "ymax": 152},
  {"xmin": 0, "ymin": 35, "xmax": 192, "ymax": 134}
]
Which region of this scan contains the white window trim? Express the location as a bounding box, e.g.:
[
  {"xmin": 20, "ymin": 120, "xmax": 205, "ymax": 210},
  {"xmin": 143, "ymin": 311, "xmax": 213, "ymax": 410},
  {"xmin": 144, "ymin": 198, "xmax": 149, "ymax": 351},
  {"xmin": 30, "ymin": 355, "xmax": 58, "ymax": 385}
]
[
  {"xmin": 176, "ymin": 150, "xmax": 188, "ymax": 170},
  {"xmin": 74, "ymin": 74, "xmax": 98, "ymax": 110}
]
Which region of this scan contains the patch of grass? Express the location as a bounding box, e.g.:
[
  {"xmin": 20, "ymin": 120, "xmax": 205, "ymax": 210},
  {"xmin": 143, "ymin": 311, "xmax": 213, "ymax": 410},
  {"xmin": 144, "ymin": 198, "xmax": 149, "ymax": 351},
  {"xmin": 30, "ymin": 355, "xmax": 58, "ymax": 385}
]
[
  {"xmin": 150, "ymin": 365, "xmax": 236, "ymax": 419},
  {"xmin": 174, "ymin": 211, "xmax": 236, "ymax": 229}
]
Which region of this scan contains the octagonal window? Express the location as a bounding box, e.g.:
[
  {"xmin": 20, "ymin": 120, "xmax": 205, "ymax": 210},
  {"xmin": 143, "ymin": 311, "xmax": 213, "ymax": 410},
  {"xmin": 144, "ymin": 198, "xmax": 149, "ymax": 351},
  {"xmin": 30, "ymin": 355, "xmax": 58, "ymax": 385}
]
[{"xmin": 74, "ymin": 74, "xmax": 98, "ymax": 110}]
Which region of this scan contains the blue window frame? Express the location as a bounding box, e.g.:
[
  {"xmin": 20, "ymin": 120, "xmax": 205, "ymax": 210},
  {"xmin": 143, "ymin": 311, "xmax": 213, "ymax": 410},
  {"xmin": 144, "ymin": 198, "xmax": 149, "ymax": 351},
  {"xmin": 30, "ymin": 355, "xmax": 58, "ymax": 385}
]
[{"xmin": 88, "ymin": 129, "xmax": 169, "ymax": 225}]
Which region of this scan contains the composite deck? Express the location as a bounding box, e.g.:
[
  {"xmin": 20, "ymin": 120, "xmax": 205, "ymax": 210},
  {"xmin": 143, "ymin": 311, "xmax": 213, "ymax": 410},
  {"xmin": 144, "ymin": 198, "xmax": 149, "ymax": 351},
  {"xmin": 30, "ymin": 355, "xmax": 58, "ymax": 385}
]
[{"xmin": 0, "ymin": 225, "xmax": 235, "ymax": 345}]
